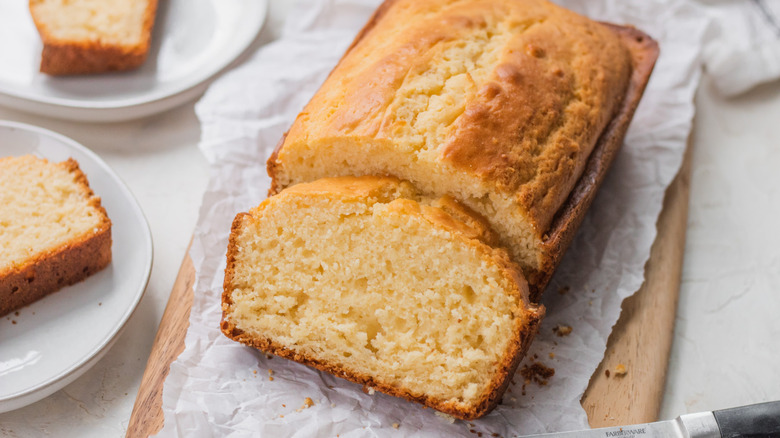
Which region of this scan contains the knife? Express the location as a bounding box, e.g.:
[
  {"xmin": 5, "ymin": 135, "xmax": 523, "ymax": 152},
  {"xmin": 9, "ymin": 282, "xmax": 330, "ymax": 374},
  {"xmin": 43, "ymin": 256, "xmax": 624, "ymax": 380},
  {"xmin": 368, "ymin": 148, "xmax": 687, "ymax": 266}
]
[{"xmin": 521, "ymin": 401, "xmax": 780, "ymax": 438}]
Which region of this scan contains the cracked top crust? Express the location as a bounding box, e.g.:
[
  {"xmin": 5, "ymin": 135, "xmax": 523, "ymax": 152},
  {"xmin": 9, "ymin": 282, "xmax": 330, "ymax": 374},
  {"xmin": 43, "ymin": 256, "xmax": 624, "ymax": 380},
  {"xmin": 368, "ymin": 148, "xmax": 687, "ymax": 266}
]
[{"xmin": 274, "ymin": 0, "xmax": 631, "ymax": 237}]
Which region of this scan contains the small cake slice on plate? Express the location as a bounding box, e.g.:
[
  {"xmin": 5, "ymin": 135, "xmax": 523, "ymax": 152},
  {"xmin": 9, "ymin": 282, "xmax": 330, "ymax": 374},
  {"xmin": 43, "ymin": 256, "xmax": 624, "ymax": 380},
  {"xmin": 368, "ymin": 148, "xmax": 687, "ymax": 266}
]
[
  {"xmin": 221, "ymin": 176, "xmax": 543, "ymax": 419},
  {"xmin": 0, "ymin": 155, "xmax": 112, "ymax": 317},
  {"xmin": 29, "ymin": 0, "xmax": 158, "ymax": 75}
]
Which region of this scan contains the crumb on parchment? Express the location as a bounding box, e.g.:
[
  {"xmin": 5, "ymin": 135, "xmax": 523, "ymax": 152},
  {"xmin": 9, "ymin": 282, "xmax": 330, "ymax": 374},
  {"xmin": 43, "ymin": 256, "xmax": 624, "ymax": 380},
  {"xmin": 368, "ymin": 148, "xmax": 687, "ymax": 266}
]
[
  {"xmin": 296, "ymin": 397, "xmax": 315, "ymax": 412},
  {"xmin": 434, "ymin": 411, "xmax": 456, "ymax": 423},
  {"xmin": 520, "ymin": 362, "xmax": 555, "ymax": 386},
  {"xmin": 552, "ymin": 325, "xmax": 572, "ymax": 337},
  {"xmin": 392, "ymin": 423, "xmax": 399, "ymax": 429}
]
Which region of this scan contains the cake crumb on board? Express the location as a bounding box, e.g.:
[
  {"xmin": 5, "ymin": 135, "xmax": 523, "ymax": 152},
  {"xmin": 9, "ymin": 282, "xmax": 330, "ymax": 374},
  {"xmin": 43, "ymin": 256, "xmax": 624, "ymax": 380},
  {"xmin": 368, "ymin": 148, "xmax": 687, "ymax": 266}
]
[{"xmin": 614, "ymin": 363, "xmax": 628, "ymax": 376}]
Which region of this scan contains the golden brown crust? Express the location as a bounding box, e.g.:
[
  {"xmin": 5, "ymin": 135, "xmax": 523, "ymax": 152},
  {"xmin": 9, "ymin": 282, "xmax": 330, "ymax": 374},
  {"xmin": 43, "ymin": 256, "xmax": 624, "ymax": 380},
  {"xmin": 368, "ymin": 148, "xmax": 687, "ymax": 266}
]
[
  {"xmin": 0, "ymin": 226, "xmax": 111, "ymax": 317},
  {"xmin": 0, "ymin": 158, "xmax": 112, "ymax": 317},
  {"xmin": 265, "ymin": 0, "xmax": 404, "ymax": 196},
  {"xmin": 220, "ymin": 307, "xmax": 542, "ymax": 420},
  {"xmin": 530, "ymin": 25, "xmax": 660, "ymax": 300},
  {"xmin": 438, "ymin": 9, "xmax": 632, "ymax": 235},
  {"xmin": 222, "ymin": 176, "xmax": 544, "ymax": 420},
  {"xmin": 30, "ymin": 0, "xmax": 158, "ymax": 75},
  {"xmin": 268, "ymin": 0, "xmax": 631, "ymax": 234}
]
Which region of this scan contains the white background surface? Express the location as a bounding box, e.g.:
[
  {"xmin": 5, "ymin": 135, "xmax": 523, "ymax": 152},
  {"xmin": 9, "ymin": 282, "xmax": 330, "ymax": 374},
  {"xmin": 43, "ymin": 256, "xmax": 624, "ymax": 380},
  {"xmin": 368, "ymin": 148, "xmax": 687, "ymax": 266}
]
[{"xmin": 0, "ymin": 1, "xmax": 779, "ymax": 436}]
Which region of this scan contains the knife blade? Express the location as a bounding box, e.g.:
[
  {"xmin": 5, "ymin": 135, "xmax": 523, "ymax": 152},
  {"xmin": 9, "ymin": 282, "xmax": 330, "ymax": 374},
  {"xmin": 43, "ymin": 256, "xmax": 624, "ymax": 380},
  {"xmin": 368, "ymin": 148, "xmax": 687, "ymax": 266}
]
[{"xmin": 520, "ymin": 401, "xmax": 780, "ymax": 438}]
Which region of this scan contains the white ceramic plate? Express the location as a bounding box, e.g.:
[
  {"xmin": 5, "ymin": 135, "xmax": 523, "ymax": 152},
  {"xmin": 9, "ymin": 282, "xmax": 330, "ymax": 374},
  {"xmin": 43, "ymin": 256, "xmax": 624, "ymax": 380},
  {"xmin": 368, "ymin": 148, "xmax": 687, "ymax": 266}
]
[
  {"xmin": 0, "ymin": 0, "xmax": 267, "ymax": 122},
  {"xmin": 0, "ymin": 121, "xmax": 153, "ymax": 413}
]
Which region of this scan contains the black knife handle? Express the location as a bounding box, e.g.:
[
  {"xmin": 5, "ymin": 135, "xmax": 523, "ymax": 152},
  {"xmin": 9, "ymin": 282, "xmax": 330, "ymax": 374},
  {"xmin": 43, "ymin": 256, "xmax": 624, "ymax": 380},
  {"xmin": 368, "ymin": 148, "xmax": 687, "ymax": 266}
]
[{"xmin": 713, "ymin": 401, "xmax": 780, "ymax": 437}]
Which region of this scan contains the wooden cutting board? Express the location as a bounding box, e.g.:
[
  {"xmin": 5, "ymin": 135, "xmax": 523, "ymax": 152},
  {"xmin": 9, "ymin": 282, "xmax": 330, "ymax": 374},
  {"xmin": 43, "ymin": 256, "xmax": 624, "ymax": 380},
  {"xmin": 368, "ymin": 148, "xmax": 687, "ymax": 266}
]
[{"xmin": 126, "ymin": 147, "xmax": 692, "ymax": 436}]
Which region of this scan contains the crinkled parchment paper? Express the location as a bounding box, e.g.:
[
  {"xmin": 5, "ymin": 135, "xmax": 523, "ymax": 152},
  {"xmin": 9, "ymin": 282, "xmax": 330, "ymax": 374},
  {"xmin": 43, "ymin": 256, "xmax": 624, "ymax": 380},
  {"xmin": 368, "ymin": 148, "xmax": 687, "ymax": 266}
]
[{"xmin": 158, "ymin": 1, "xmax": 709, "ymax": 436}]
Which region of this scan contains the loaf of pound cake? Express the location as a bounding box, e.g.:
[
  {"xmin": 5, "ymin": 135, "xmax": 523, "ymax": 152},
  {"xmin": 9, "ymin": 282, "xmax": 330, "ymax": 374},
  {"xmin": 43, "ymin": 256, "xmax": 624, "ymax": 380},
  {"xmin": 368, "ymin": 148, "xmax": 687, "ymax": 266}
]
[
  {"xmin": 29, "ymin": 0, "xmax": 158, "ymax": 75},
  {"xmin": 268, "ymin": 0, "xmax": 659, "ymax": 298},
  {"xmin": 222, "ymin": 176, "xmax": 543, "ymax": 419},
  {"xmin": 0, "ymin": 155, "xmax": 112, "ymax": 317},
  {"xmin": 226, "ymin": 0, "xmax": 659, "ymax": 420}
]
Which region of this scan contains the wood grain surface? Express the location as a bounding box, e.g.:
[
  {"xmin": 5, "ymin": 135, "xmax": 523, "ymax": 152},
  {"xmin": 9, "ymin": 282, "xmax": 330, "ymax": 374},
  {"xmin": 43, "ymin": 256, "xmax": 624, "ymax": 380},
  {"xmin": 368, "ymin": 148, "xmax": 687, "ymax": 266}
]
[
  {"xmin": 127, "ymin": 148, "xmax": 692, "ymax": 437},
  {"xmin": 127, "ymin": 253, "xmax": 194, "ymax": 437},
  {"xmin": 581, "ymin": 144, "xmax": 692, "ymax": 427}
]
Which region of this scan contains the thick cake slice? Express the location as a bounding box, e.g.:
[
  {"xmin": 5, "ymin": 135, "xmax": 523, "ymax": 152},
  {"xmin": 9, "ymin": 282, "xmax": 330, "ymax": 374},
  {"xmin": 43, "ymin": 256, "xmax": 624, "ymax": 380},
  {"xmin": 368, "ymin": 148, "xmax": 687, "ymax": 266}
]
[
  {"xmin": 221, "ymin": 176, "xmax": 543, "ymax": 419},
  {"xmin": 29, "ymin": 0, "xmax": 158, "ymax": 75},
  {"xmin": 0, "ymin": 155, "xmax": 112, "ymax": 317}
]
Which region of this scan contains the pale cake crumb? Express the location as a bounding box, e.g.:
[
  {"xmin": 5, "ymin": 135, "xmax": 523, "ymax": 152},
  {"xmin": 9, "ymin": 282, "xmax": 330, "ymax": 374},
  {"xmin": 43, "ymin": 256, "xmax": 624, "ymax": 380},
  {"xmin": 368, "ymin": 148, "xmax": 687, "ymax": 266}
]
[
  {"xmin": 614, "ymin": 364, "xmax": 628, "ymax": 376},
  {"xmin": 296, "ymin": 397, "xmax": 315, "ymax": 412},
  {"xmin": 434, "ymin": 411, "xmax": 456, "ymax": 423},
  {"xmin": 552, "ymin": 325, "xmax": 573, "ymax": 337},
  {"xmin": 392, "ymin": 423, "xmax": 399, "ymax": 429}
]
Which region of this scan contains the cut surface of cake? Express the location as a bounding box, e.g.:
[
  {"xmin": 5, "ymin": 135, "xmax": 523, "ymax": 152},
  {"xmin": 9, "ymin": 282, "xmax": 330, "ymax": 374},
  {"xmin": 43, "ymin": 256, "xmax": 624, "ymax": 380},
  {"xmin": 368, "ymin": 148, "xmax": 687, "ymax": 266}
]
[
  {"xmin": 29, "ymin": 0, "xmax": 158, "ymax": 75},
  {"xmin": 0, "ymin": 155, "xmax": 112, "ymax": 317},
  {"xmin": 221, "ymin": 176, "xmax": 543, "ymax": 419},
  {"xmin": 266, "ymin": 0, "xmax": 655, "ymax": 297}
]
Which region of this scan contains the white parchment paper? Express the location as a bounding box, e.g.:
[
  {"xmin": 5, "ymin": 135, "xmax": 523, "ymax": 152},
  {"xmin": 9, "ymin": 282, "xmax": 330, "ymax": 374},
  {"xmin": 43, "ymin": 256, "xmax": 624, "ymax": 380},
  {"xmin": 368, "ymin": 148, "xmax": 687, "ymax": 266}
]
[{"xmin": 159, "ymin": 1, "xmax": 709, "ymax": 436}]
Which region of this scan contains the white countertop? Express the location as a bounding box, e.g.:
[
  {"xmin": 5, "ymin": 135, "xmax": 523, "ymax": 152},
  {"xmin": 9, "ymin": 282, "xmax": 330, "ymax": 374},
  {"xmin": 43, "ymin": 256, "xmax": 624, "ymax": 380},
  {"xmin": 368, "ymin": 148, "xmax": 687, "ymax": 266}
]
[{"xmin": 1, "ymin": 2, "xmax": 779, "ymax": 436}]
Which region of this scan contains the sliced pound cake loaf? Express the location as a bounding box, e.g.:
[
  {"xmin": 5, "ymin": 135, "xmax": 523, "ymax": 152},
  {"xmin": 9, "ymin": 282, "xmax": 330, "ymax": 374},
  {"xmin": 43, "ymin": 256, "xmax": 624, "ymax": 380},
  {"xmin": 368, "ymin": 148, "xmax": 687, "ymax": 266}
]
[
  {"xmin": 221, "ymin": 176, "xmax": 543, "ymax": 419},
  {"xmin": 29, "ymin": 0, "xmax": 158, "ymax": 75},
  {"xmin": 0, "ymin": 155, "xmax": 112, "ymax": 317}
]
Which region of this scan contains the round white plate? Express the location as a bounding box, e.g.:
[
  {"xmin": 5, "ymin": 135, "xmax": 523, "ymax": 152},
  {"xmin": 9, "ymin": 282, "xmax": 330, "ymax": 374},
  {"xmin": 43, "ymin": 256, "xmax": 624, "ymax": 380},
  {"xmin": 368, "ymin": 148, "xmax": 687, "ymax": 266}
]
[
  {"xmin": 0, "ymin": 121, "xmax": 153, "ymax": 413},
  {"xmin": 0, "ymin": 0, "xmax": 267, "ymax": 122}
]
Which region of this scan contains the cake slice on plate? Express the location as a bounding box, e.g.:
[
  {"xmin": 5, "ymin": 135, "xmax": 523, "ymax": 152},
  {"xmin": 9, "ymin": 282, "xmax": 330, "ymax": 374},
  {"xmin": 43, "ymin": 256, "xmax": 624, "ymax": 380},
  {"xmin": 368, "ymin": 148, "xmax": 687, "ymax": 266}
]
[
  {"xmin": 0, "ymin": 155, "xmax": 112, "ymax": 316},
  {"xmin": 29, "ymin": 0, "xmax": 158, "ymax": 75}
]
